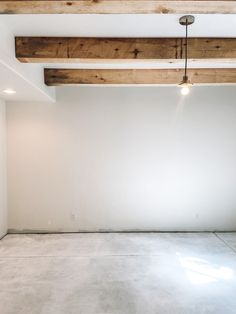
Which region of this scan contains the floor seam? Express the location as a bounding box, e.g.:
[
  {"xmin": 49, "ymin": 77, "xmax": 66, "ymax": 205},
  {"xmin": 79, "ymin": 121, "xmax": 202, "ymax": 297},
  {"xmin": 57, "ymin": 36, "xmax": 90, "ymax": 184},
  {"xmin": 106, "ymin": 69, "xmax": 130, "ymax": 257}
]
[
  {"xmin": 0, "ymin": 254, "xmax": 164, "ymax": 259},
  {"xmin": 214, "ymin": 232, "xmax": 236, "ymax": 255}
]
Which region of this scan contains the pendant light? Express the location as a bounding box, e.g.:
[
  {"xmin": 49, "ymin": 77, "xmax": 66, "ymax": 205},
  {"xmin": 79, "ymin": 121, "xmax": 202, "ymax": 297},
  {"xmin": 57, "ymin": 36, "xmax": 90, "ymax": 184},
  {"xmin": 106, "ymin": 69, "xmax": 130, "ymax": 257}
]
[{"xmin": 178, "ymin": 15, "xmax": 195, "ymax": 95}]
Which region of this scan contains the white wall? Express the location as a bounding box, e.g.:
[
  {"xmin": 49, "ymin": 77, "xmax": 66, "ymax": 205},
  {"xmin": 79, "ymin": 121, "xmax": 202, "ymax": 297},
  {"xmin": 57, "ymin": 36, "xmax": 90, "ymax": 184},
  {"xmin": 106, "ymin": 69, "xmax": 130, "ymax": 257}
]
[
  {"xmin": 6, "ymin": 86, "xmax": 236, "ymax": 232},
  {"xmin": 0, "ymin": 99, "xmax": 7, "ymax": 238}
]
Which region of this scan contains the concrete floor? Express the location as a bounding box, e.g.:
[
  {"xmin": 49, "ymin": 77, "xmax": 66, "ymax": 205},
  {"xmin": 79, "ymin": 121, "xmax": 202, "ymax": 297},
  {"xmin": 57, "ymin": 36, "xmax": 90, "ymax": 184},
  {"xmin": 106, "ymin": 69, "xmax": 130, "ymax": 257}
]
[{"xmin": 0, "ymin": 233, "xmax": 236, "ymax": 314}]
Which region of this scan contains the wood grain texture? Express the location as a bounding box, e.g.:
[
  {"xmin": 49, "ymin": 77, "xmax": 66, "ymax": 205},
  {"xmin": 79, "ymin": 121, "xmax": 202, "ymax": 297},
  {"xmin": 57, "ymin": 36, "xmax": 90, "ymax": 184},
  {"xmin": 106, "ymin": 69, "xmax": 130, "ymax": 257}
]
[
  {"xmin": 16, "ymin": 37, "xmax": 236, "ymax": 63},
  {"xmin": 44, "ymin": 68, "xmax": 236, "ymax": 85},
  {"xmin": 1, "ymin": 1, "xmax": 236, "ymax": 14}
]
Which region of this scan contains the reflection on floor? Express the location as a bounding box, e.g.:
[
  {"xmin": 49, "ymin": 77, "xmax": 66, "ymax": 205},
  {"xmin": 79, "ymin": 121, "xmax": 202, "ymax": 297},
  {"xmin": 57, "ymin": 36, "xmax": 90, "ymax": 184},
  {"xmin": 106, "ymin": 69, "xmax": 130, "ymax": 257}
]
[{"xmin": 0, "ymin": 232, "xmax": 236, "ymax": 314}]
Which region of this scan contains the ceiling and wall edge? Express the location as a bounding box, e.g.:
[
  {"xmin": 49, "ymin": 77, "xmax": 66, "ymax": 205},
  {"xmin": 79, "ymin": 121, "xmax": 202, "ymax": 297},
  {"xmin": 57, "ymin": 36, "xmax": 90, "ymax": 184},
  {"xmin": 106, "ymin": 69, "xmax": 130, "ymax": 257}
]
[{"xmin": 0, "ymin": 20, "xmax": 55, "ymax": 102}]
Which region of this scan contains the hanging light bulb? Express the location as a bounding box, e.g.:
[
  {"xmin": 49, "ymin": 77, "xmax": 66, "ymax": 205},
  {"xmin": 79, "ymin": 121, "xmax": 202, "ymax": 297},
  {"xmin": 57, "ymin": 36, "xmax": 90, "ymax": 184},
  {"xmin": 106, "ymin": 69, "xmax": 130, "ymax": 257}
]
[
  {"xmin": 179, "ymin": 75, "xmax": 193, "ymax": 95},
  {"xmin": 178, "ymin": 15, "xmax": 195, "ymax": 96},
  {"xmin": 181, "ymin": 86, "xmax": 190, "ymax": 95}
]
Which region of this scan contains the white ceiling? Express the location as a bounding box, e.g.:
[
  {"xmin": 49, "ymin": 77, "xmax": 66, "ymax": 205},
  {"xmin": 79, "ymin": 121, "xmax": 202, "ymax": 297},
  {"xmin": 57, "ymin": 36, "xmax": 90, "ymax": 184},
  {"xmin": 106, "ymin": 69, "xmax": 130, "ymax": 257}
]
[
  {"xmin": 1, "ymin": 14, "xmax": 236, "ymax": 37},
  {"xmin": 0, "ymin": 14, "xmax": 236, "ymax": 102}
]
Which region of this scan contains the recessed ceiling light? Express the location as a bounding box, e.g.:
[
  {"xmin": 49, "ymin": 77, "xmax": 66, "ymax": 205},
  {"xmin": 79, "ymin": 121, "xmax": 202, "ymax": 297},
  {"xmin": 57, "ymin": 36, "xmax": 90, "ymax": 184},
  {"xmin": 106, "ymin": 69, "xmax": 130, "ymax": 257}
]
[{"xmin": 3, "ymin": 88, "xmax": 16, "ymax": 95}]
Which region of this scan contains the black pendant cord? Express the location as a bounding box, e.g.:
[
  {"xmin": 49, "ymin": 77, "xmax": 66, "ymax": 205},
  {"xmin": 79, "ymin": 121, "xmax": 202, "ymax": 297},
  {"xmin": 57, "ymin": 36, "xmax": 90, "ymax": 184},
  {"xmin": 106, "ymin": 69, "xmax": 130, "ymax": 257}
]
[{"xmin": 184, "ymin": 21, "xmax": 188, "ymax": 79}]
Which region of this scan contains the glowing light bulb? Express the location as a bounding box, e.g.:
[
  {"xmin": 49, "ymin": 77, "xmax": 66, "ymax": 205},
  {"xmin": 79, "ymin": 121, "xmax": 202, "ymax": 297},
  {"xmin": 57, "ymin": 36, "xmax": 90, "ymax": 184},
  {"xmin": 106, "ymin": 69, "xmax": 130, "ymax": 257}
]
[
  {"xmin": 181, "ymin": 86, "xmax": 190, "ymax": 95},
  {"xmin": 178, "ymin": 76, "xmax": 192, "ymax": 96},
  {"xmin": 3, "ymin": 88, "xmax": 16, "ymax": 95}
]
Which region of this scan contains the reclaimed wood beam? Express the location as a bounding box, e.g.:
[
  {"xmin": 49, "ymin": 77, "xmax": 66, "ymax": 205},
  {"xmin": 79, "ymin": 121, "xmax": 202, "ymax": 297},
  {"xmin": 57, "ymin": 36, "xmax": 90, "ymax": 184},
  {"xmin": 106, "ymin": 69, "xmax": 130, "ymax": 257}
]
[
  {"xmin": 16, "ymin": 37, "xmax": 236, "ymax": 63},
  {"xmin": 44, "ymin": 68, "xmax": 236, "ymax": 85},
  {"xmin": 1, "ymin": 1, "xmax": 236, "ymax": 14}
]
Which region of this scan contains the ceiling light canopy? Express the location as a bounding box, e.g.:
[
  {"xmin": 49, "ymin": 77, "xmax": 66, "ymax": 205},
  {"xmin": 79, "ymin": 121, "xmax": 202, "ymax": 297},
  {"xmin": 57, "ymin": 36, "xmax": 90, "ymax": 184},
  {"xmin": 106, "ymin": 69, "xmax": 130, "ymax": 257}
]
[{"xmin": 178, "ymin": 15, "xmax": 195, "ymax": 96}]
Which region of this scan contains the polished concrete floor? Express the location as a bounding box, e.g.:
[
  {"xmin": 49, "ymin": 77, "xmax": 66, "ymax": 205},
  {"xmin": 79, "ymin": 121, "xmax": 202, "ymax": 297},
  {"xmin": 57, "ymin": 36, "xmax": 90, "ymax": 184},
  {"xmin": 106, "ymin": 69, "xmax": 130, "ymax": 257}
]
[{"xmin": 0, "ymin": 232, "xmax": 236, "ymax": 314}]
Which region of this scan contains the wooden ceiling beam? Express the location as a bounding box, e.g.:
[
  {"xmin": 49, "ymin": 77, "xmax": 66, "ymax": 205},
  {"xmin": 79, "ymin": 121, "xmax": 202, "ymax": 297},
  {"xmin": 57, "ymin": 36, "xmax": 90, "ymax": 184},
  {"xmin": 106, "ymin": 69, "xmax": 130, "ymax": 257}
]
[
  {"xmin": 16, "ymin": 37, "xmax": 236, "ymax": 63},
  {"xmin": 1, "ymin": 1, "xmax": 236, "ymax": 14},
  {"xmin": 44, "ymin": 68, "xmax": 236, "ymax": 86}
]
